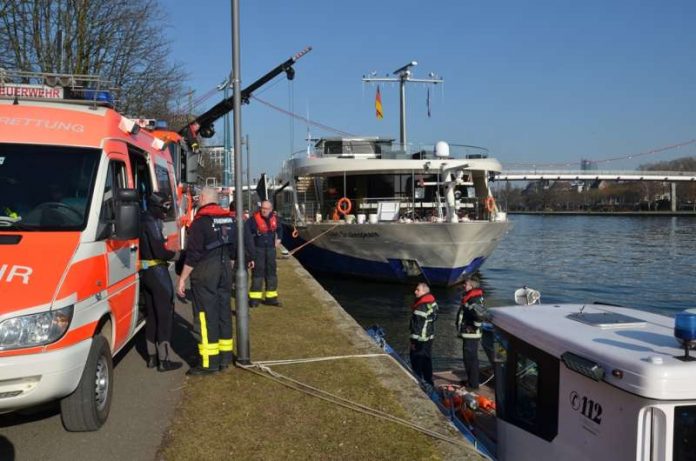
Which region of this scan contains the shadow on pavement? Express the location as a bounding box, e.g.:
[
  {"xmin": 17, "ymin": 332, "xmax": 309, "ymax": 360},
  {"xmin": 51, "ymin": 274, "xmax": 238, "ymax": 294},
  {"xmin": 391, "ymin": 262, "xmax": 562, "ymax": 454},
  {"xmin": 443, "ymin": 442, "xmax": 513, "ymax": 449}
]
[{"xmin": 0, "ymin": 436, "xmax": 15, "ymax": 460}]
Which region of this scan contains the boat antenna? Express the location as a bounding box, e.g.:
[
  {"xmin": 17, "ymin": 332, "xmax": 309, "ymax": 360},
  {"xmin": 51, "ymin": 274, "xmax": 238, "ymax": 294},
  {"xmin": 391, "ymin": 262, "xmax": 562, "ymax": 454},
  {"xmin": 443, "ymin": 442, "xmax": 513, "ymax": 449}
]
[{"xmin": 362, "ymin": 61, "xmax": 443, "ymax": 148}]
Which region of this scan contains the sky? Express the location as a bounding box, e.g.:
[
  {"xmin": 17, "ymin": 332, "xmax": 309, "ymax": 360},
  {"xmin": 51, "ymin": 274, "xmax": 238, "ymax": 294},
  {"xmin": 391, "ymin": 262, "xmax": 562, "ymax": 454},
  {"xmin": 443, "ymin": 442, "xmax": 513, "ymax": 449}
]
[{"xmin": 164, "ymin": 0, "xmax": 696, "ymax": 179}]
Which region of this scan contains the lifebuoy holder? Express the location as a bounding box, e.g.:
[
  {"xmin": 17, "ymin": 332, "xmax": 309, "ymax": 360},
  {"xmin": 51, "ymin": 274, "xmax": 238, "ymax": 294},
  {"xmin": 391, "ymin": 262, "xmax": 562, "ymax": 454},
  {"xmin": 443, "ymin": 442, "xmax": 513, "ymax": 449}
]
[
  {"xmin": 337, "ymin": 197, "xmax": 352, "ymax": 216},
  {"xmin": 485, "ymin": 196, "xmax": 496, "ymax": 213}
]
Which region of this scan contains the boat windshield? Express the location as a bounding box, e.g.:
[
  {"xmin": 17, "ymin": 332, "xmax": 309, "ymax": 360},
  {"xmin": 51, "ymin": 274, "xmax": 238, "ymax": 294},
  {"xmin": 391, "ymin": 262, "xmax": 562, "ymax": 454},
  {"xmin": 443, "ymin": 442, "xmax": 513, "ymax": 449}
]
[
  {"xmin": 0, "ymin": 143, "xmax": 100, "ymax": 231},
  {"xmin": 674, "ymin": 405, "xmax": 696, "ymax": 461}
]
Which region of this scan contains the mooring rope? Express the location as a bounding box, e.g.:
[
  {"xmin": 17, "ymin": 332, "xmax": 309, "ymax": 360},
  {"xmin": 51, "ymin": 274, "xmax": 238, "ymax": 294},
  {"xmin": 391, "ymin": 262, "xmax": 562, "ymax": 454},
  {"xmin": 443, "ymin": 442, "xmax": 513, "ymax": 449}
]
[
  {"xmin": 288, "ymin": 222, "xmax": 341, "ymax": 255},
  {"xmin": 237, "ymin": 361, "xmax": 490, "ymax": 459}
]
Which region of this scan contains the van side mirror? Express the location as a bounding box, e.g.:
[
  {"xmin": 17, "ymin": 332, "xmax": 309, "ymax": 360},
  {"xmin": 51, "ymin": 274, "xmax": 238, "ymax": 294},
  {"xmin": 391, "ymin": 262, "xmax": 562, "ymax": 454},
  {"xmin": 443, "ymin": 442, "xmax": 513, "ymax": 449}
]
[{"xmin": 113, "ymin": 188, "xmax": 140, "ymax": 240}]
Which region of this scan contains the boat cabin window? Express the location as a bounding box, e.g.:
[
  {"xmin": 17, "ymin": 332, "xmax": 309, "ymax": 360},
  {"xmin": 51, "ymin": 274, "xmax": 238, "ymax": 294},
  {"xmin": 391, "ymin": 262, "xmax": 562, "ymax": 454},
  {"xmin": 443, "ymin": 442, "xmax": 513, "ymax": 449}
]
[
  {"xmin": 674, "ymin": 405, "xmax": 696, "ymax": 461},
  {"xmin": 321, "ymin": 139, "xmax": 383, "ymax": 156},
  {"xmin": 497, "ymin": 329, "xmax": 559, "ymax": 442}
]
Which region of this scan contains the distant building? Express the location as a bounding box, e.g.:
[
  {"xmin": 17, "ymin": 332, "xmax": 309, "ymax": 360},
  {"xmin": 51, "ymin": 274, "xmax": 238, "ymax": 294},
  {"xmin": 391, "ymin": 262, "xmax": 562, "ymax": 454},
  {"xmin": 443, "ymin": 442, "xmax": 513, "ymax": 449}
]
[
  {"xmin": 198, "ymin": 145, "xmax": 235, "ymax": 187},
  {"xmin": 200, "ymin": 145, "xmax": 230, "ymax": 167}
]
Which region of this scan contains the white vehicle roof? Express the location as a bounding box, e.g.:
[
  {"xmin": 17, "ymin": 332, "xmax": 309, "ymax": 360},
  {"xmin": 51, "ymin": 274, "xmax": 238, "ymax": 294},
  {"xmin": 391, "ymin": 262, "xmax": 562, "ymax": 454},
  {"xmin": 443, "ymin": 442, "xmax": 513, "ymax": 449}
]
[{"xmin": 492, "ymin": 303, "xmax": 696, "ymax": 400}]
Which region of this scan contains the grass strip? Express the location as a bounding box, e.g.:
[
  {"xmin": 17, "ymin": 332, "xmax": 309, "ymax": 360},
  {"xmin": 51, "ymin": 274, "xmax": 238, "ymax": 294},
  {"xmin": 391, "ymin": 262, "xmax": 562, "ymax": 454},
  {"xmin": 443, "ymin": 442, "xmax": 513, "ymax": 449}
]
[{"xmin": 160, "ymin": 255, "xmax": 481, "ymax": 460}]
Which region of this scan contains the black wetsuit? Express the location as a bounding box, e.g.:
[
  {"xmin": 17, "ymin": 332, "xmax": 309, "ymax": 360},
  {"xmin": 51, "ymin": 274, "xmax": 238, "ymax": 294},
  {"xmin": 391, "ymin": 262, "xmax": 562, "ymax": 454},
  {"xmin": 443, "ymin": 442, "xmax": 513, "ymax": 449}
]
[{"xmin": 139, "ymin": 211, "xmax": 176, "ymax": 362}]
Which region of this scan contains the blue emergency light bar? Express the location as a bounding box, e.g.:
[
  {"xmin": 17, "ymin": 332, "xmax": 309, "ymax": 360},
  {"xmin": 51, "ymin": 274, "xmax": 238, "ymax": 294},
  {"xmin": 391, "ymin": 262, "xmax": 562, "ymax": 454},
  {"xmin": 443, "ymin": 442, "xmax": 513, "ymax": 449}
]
[
  {"xmin": 81, "ymin": 89, "xmax": 114, "ymax": 106},
  {"xmin": 675, "ymin": 309, "xmax": 696, "ymax": 342},
  {"xmin": 674, "ymin": 309, "xmax": 696, "ymax": 361}
]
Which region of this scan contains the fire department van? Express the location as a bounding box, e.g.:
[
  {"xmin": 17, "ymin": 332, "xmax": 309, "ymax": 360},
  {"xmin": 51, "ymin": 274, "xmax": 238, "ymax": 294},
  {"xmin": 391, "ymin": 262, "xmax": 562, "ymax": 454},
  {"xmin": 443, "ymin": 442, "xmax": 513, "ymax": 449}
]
[{"xmin": 0, "ymin": 75, "xmax": 185, "ymax": 431}]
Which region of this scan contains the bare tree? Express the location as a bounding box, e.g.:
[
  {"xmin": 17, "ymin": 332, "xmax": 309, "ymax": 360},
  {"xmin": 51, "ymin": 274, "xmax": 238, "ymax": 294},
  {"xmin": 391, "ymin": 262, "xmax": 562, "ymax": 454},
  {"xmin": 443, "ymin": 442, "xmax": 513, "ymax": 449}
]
[{"xmin": 0, "ymin": 0, "xmax": 186, "ymax": 120}]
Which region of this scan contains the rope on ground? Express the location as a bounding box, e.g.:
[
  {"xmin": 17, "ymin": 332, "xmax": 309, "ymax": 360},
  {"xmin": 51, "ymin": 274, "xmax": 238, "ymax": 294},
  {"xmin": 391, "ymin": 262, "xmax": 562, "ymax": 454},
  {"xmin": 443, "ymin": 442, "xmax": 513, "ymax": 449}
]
[
  {"xmin": 255, "ymin": 353, "xmax": 390, "ymax": 366},
  {"xmin": 289, "ymin": 223, "xmax": 341, "ymax": 255},
  {"xmin": 254, "ymin": 353, "xmax": 419, "ymax": 384},
  {"xmin": 238, "ymin": 362, "xmax": 489, "ymax": 459}
]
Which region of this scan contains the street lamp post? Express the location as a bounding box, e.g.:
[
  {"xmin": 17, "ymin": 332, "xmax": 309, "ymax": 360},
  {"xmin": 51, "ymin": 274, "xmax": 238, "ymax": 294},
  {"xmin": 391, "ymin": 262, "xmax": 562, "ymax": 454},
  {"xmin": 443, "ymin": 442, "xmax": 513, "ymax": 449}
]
[{"xmin": 231, "ymin": 0, "xmax": 250, "ymax": 364}]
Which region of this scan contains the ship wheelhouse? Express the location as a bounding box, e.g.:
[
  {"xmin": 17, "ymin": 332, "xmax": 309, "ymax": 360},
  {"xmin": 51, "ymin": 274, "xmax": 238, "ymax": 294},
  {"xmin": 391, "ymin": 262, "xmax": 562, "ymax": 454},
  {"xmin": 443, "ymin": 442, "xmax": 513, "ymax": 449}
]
[{"xmin": 279, "ymin": 137, "xmax": 502, "ymax": 225}]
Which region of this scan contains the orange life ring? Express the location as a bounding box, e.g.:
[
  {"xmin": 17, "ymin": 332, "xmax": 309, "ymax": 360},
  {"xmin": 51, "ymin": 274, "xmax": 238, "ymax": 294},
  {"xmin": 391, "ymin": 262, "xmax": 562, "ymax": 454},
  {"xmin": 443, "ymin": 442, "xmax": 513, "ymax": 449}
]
[
  {"xmin": 291, "ymin": 226, "xmax": 299, "ymax": 239},
  {"xmin": 485, "ymin": 196, "xmax": 496, "ymax": 213},
  {"xmin": 337, "ymin": 197, "xmax": 352, "ymax": 215}
]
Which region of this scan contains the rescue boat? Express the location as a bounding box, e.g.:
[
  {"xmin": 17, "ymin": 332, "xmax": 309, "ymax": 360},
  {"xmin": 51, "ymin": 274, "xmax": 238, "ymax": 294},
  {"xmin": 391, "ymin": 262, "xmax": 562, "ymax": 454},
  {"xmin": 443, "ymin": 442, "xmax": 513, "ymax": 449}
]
[{"xmin": 369, "ymin": 289, "xmax": 696, "ymax": 460}]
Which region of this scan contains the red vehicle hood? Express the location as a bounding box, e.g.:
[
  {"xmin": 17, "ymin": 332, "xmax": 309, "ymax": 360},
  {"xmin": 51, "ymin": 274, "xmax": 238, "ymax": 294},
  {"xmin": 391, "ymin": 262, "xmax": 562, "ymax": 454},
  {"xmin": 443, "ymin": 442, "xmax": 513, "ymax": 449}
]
[{"xmin": 0, "ymin": 232, "xmax": 81, "ymax": 315}]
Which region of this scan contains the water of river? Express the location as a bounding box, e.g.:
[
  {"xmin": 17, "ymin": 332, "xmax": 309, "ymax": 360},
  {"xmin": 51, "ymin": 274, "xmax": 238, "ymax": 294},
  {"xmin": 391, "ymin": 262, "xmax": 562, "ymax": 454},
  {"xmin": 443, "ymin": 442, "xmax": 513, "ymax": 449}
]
[{"xmin": 309, "ymin": 215, "xmax": 696, "ymax": 370}]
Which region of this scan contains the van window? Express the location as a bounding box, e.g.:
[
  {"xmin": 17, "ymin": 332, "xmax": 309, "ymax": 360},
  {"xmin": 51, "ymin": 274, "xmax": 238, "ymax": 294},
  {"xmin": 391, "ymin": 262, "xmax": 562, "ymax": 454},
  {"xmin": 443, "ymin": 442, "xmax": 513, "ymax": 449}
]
[
  {"xmin": 128, "ymin": 147, "xmax": 152, "ymax": 210},
  {"xmin": 674, "ymin": 405, "xmax": 696, "ymax": 461},
  {"xmin": 98, "ymin": 160, "xmax": 127, "ymax": 238},
  {"xmin": 0, "ymin": 143, "xmax": 99, "ymax": 231},
  {"xmin": 155, "ymin": 163, "xmax": 175, "ymax": 221},
  {"xmin": 497, "ymin": 328, "xmax": 559, "ymax": 442}
]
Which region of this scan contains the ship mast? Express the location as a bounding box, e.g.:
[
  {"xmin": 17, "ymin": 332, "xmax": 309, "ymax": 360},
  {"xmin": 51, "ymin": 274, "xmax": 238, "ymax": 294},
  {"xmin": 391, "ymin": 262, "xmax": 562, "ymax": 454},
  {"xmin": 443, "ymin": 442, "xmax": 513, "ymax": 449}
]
[{"xmin": 362, "ymin": 61, "xmax": 443, "ymax": 148}]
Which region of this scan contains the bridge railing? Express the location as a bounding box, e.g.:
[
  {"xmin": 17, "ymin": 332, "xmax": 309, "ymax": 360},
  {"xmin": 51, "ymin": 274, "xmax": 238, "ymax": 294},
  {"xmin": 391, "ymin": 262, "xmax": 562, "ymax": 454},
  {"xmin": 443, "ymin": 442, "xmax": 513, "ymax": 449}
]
[
  {"xmin": 496, "ymin": 170, "xmax": 696, "ymax": 182},
  {"xmin": 500, "ymin": 170, "xmax": 696, "ymax": 176}
]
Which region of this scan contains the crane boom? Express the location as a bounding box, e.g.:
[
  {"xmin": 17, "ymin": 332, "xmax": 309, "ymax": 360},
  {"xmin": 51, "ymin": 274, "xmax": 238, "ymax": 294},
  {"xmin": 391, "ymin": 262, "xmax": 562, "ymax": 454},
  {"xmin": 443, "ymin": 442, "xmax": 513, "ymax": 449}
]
[{"xmin": 179, "ymin": 46, "xmax": 312, "ymax": 144}]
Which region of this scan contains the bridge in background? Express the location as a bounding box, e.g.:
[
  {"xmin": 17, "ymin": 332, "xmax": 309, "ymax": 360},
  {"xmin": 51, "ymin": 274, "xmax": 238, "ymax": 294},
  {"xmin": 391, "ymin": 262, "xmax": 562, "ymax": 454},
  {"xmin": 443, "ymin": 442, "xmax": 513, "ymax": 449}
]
[
  {"xmin": 496, "ymin": 170, "xmax": 696, "ymax": 182},
  {"xmin": 494, "ymin": 169, "xmax": 696, "ymax": 212}
]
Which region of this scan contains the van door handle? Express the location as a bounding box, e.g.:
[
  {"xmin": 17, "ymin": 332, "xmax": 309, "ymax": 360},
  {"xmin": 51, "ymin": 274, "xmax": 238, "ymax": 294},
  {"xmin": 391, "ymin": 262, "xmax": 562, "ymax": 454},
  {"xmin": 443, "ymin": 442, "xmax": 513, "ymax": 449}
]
[{"xmin": 130, "ymin": 244, "xmax": 138, "ymax": 253}]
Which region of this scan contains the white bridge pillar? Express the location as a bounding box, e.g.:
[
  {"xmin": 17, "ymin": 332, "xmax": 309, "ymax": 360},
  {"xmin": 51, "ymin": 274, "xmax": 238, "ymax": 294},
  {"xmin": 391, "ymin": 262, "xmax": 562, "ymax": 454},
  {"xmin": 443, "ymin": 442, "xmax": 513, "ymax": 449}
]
[{"xmin": 671, "ymin": 182, "xmax": 677, "ymax": 212}]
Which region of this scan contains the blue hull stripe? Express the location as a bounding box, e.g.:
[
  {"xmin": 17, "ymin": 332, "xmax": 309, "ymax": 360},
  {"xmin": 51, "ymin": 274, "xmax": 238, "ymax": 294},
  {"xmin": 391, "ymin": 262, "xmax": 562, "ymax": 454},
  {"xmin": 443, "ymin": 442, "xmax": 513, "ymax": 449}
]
[{"xmin": 283, "ymin": 231, "xmax": 487, "ymax": 286}]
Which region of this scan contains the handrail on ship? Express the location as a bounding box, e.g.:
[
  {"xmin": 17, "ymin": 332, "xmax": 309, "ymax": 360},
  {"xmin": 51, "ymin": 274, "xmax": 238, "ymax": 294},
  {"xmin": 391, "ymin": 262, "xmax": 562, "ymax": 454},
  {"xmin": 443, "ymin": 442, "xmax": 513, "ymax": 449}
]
[{"xmin": 292, "ymin": 141, "xmax": 490, "ymax": 160}]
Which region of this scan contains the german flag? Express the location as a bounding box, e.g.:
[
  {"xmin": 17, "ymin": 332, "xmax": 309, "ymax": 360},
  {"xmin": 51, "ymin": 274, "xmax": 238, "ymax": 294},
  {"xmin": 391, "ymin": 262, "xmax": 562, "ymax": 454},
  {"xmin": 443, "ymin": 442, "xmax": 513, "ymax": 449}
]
[{"xmin": 375, "ymin": 85, "xmax": 384, "ymax": 120}]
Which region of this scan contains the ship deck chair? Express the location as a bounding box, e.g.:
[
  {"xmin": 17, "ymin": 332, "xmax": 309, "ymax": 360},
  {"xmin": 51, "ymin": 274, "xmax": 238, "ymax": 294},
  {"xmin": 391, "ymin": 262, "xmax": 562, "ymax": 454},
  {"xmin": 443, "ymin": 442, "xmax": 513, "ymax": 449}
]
[{"xmin": 377, "ymin": 201, "xmax": 400, "ymax": 221}]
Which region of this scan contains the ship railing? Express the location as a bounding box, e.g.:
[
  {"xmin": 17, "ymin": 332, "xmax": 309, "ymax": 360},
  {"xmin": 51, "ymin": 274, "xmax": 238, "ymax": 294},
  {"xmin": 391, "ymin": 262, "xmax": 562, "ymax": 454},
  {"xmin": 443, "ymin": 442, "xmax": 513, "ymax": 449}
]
[
  {"xmin": 390, "ymin": 142, "xmax": 489, "ymax": 160},
  {"xmin": 289, "ymin": 196, "xmax": 490, "ymax": 223},
  {"xmin": 298, "ymin": 142, "xmax": 490, "ymax": 160}
]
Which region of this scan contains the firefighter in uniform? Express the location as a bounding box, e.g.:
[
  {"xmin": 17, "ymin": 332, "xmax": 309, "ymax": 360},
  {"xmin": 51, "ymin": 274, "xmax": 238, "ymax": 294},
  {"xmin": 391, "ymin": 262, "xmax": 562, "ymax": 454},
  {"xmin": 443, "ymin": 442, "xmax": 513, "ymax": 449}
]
[
  {"xmin": 246, "ymin": 200, "xmax": 283, "ymax": 307},
  {"xmin": 140, "ymin": 193, "xmax": 182, "ymax": 372},
  {"xmin": 455, "ymin": 277, "xmax": 488, "ymax": 390},
  {"xmin": 176, "ymin": 187, "xmax": 247, "ymax": 375},
  {"xmin": 409, "ymin": 282, "xmax": 439, "ymax": 386}
]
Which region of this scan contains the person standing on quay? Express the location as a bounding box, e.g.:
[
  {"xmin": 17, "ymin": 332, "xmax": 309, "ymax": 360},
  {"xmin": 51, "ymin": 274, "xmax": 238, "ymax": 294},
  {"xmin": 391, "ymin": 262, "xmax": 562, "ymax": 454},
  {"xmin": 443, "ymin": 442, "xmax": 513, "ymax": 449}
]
[
  {"xmin": 177, "ymin": 187, "xmax": 239, "ymax": 375},
  {"xmin": 246, "ymin": 200, "xmax": 283, "ymax": 307},
  {"xmin": 409, "ymin": 282, "xmax": 439, "ymax": 386},
  {"xmin": 456, "ymin": 277, "xmax": 488, "ymax": 391},
  {"xmin": 139, "ymin": 193, "xmax": 182, "ymax": 372}
]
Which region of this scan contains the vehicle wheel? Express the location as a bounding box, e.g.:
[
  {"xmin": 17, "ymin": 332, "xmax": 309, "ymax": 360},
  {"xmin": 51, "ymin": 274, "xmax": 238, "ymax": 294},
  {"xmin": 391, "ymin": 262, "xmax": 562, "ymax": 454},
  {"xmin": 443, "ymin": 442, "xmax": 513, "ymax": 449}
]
[{"xmin": 60, "ymin": 335, "xmax": 113, "ymax": 431}]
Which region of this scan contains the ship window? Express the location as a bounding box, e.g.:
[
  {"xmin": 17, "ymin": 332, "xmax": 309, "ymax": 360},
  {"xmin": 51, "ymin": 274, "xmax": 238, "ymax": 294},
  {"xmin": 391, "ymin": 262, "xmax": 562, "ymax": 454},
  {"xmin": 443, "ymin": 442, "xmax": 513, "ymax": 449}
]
[
  {"xmin": 674, "ymin": 405, "xmax": 696, "ymax": 461},
  {"xmin": 498, "ymin": 329, "xmax": 559, "ymax": 442}
]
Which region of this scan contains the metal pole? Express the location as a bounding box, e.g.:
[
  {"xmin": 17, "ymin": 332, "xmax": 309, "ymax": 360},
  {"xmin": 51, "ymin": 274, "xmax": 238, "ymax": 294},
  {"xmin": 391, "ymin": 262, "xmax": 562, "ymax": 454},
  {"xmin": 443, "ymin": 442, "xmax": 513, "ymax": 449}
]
[
  {"xmin": 232, "ymin": 0, "xmax": 250, "ymax": 364},
  {"xmin": 399, "ymin": 72, "xmax": 407, "ymax": 148},
  {"xmin": 223, "ymin": 83, "xmax": 231, "ymax": 205},
  {"xmin": 246, "ymin": 134, "xmax": 251, "ymax": 213}
]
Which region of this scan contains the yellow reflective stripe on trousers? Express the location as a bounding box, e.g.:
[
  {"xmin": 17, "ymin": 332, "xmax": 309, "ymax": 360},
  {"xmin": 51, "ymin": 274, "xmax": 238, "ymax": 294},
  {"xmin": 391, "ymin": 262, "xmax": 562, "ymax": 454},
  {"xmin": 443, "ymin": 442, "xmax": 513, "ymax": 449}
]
[
  {"xmin": 199, "ymin": 312, "xmax": 210, "ymax": 367},
  {"xmin": 265, "ymin": 290, "xmax": 278, "ymax": 299},
  {"xmin": 198, "ymin": 343, "xmax": 219, "ymax": 354},
  {"xmin": 219, "ymin": 338, "xmax": 234, "ymax": 352},
  {"xmin": 249, "ymin": 291, "xmax": 263, "ymax": 300}
]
